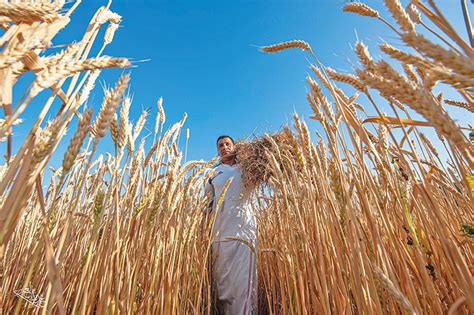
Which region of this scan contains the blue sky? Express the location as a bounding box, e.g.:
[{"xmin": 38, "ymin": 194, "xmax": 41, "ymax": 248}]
[{"xmin": 8, "ymin": 0, "xmax": 474, "ymax": 168}]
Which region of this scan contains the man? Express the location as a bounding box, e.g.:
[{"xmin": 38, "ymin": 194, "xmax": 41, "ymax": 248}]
[{"xmin": 205, "ymin": 135, "xmax": 257, "ymax": 315}]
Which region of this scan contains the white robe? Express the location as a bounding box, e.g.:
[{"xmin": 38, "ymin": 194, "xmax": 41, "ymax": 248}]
[{"xmin": 205, "ymin": 162, "xmax": 257, "ymax": 314}]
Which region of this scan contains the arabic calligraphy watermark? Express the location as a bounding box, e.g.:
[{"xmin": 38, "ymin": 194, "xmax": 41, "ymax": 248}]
[{"xmin": 13, "ymin": 287, "xmax": 45, "ymax": 308}]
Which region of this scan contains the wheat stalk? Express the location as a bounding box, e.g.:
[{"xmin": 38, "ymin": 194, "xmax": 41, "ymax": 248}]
[
  {"xmin": 2, "ymin": 1, "xmax": 474, "ymax": 314},
  {"xmin": 326, "ymin": 67, "xmax": 367, "ymax": 93},
  {"xmin": 31, "ymin": 57, "xmax": 130, "ymax": 96},
  {"xmin": 260, "ymin": 40, "xmax": 311, "ymax": 53},
  {"xmin": 104, "ymin": 23, "xmax": 119, "ymax": 45},
  {"xmin": 110, "ymin": 113, "xmax": 119, "ymax": 147},
  {"xmin": 96, "ymin": 8, "xmax": 122, "ymax": 24},
  {"xmin": 118, "ymin": 97, "xmax": 131, "ymax": 150},
  {"xmin": 62, "ymin": 108, "xmax": 92, "ymax": 175},
  {"xmin": 383, "ymin": 0, "xmax": 415, "ymax": 33},
  {"xmin": 406, "ymin": 3, "xmax": 421, "ymax": 24},
  {"xmin": 401, "ymin": 32, "xmax": 473, "ymax": 77},
  {"xmin": 92, "ymin": 74, "xmax": 130, "ymax": 140},
  {"xmin": 373, "ymin": 266, "xmax": 417, "ymax": 314},
  {"xmin": 343, "ymin": 2, "xmax": 379, "ymax": 18},
  {"xmin": 444, "ymin": 99, "xmax": 474, "ymax": 113},
  {"xmin": 0, "ymin": 2, "xmax": 61, "ymax": 24},
  {"xmin": 132, "ymin": 110, "xmax": 148, "ymax": 142}
]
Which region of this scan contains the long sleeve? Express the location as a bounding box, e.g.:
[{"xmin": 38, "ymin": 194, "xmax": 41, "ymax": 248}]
[{"xmin": 204, "ymin": 177, "xmax": 215, "ymax": 213}]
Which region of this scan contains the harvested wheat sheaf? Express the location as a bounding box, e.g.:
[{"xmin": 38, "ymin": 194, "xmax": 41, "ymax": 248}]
[{"xmin": 235, "ymin": 127, "xmax": 296, "ymax": 190}]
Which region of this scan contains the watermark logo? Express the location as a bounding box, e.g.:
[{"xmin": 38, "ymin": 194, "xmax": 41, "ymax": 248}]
[{"xmin": 13, "ymin": 287, "xmax": 45, "ymax": 308}]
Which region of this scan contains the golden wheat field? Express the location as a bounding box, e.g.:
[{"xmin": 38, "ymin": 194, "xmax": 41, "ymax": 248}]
[{"xmin": 0, "ymin": 0, "xmax": 473, "ymax": 314}]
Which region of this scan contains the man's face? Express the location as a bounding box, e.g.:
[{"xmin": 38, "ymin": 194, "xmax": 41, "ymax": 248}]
[{"xmin": 217, "ymin": 137, "xmax": 234, "ymax": 159}]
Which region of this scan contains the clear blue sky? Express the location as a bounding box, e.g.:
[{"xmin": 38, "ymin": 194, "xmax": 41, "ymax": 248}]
[{"xmin": 9, "ymin": 0, "xmax": 474, "ymax": 168}]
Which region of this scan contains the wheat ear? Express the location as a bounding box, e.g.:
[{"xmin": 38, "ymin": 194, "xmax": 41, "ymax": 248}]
[
  {"xmin": 343, "ymin": 2, "xmax": 379, "ymax": 18},
  {"xmin": 62, "ymin": 108, "xmax": 93, "ymax": 175},
  {"xmin": 260, "ymin": 40, "xmax": 311, "ymax": 53}
]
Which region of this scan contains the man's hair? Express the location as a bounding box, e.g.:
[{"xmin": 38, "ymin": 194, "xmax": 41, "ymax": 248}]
[{"xmin": 216, "ymin": 135, "xmax": 235, "ymax": 146}]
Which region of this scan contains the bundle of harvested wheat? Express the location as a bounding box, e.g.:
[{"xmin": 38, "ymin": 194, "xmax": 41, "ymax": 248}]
[{"xmin": 235, "ymin": 127, "xmax": 295, "ymax": 190}]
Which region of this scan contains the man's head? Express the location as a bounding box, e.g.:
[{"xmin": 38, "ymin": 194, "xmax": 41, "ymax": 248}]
[{"xmin": 216, "ymin": 135, "xmax": 235, "ymax": 164}]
